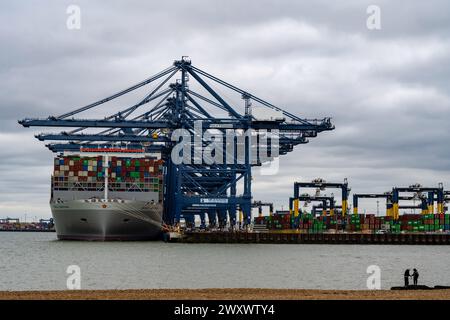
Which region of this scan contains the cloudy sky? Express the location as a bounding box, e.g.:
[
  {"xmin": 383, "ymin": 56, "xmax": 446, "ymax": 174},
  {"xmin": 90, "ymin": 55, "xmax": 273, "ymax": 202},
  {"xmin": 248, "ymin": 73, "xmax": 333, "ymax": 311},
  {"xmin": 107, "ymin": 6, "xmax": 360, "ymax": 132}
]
[{"xmin": 1, "ymin": 0, "xmax": 450, "ymax": 220}]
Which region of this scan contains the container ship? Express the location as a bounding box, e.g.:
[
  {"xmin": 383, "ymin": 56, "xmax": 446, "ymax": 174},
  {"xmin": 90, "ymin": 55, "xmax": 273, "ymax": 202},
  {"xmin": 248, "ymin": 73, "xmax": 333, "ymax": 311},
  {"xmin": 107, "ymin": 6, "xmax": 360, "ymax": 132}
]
[{"xmin": 50, "ymin": 148, "xmax": 163, "ymax": 240}]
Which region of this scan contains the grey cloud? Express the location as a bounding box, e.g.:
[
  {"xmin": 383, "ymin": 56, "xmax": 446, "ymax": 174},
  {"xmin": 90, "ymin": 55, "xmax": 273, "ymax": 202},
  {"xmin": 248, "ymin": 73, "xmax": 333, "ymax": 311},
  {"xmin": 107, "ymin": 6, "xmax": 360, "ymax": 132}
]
[{"xmin": 1, "ymin": 0, "xmax": 450, "ymax": 218}]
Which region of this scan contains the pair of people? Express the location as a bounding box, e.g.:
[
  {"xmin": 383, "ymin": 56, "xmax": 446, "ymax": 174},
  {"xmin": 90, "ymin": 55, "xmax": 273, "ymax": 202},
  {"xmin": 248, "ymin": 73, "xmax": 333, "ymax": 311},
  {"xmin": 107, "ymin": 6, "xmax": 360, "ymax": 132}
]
[{"xmin": 404, "ymin": 269, "xmax": 419, "ymax": 286}]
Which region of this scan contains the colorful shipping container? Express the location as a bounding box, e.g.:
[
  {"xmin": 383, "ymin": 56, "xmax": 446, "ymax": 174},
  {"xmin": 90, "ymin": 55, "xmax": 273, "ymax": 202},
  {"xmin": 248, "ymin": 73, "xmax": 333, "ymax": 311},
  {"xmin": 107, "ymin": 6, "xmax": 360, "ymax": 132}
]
[
  {"xmin": 52, "ymin": 155, "xmax": 164, "ymax": 193},
  {"xmin": 254, "ymin": 212, "xmax": 450, "ymax": 233}
]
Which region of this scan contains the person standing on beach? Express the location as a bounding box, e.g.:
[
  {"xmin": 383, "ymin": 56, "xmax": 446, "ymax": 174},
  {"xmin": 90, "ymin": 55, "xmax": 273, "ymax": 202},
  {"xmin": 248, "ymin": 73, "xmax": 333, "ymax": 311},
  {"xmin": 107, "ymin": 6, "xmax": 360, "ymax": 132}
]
[
  {"xmin": 412, "ymin": 269, "xmax": 419, "ymax": 286},
  {"xmin": 404, "ymin": 269, "xmax": 410, "ymax": 287}
]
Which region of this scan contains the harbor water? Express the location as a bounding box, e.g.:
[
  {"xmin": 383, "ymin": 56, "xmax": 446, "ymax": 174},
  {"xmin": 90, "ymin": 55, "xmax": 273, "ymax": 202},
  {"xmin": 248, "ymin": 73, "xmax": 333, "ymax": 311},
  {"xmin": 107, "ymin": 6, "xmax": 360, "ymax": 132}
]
[{"xmin": 1, "ymin": 232, "xmax": 449, "ymax": 291}]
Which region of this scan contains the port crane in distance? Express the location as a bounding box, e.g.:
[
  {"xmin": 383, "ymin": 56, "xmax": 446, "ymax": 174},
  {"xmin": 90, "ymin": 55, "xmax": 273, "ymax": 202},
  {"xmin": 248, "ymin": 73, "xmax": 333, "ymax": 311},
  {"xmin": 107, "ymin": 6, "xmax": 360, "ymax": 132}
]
[{"xmin": 293, "ymin": 178, "xmax": 349, "ymax": 217}]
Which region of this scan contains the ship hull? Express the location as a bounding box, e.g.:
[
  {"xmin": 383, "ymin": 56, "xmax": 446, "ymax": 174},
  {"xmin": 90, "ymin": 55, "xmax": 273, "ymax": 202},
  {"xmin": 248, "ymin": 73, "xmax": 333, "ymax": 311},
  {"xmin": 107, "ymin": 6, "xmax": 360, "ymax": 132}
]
[{"xmin": 50, "ymin": 200, "xmax": 163, "ymax": 241}]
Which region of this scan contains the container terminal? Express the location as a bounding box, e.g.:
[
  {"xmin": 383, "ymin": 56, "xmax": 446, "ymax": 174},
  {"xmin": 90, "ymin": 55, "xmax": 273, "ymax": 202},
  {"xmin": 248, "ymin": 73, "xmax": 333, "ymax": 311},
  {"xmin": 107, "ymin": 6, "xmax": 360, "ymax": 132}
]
[
  {"xmin": 18, "ymin": 57, "xmax": 450, "ymax": 244},
  {"xmin": 0, "ymin": 218, "xmax": 54, "ymax": 232}
]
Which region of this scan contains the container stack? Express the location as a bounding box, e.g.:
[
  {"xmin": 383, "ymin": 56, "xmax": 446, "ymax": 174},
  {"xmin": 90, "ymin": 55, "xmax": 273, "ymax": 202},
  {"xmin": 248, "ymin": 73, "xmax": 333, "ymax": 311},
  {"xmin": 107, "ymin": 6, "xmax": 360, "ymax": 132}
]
[
  {"xmin": 254, "ymin": 212, "xmax": 450, "ymax": 233},
  {"xmin": 254, "ymin": 213, "xmax": 292, "ymax": 230},
  {"xmin": 53, "ymin": 155, "xmax": 163, "ymax": 192},
  {"xmin": 266, "ymin": 213, "xmax": 291, "ymax": 230},
  {"xmin": 254, "ymin": 216, "xmax": 270, "ymax": 225}
]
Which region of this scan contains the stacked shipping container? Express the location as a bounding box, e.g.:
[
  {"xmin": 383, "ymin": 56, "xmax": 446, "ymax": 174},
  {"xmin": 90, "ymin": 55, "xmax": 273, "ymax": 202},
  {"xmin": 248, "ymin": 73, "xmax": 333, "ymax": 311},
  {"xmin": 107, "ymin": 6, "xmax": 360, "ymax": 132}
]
[
  {"xmin": 399, "ymin": 214, "xmax": 450, "ymax": 232},
  {"xmin": 254, "ymin": 212, "xmax": 450, "ymax": 233},
  {"xmin": 52, "ymin": 155, "xmax": 163, "ymax": 193}
]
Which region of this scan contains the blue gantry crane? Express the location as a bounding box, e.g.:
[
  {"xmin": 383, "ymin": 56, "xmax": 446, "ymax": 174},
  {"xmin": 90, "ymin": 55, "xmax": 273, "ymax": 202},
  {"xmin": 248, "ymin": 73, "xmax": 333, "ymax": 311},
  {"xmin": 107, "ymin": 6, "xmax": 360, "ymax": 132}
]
[
  {"xmin": 391, "ymin": 184, "xmax": 445, "ymax": 219},
  {"xmin": 19, "ymin": 57, "xmax": 334, "ymax": 227},
  {"xmin": 292, "ymin": 178, "xmax": 349, "ymax": 217},
  {"xmin": 289, "ymin": 194, "xmax": 336, "ymax": 216}
]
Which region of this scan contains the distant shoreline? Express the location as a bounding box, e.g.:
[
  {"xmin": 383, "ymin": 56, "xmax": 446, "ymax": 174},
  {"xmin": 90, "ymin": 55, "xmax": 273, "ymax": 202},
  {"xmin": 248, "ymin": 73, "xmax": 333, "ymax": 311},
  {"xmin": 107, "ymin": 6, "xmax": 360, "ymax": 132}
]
[{"xmin": 1, "ymin": 288, "xmax": 449, "ymax": 300}]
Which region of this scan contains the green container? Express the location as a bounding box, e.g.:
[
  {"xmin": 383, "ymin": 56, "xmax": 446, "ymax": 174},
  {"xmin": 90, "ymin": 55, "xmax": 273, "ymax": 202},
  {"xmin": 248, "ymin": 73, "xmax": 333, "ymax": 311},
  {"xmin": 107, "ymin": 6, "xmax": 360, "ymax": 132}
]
[{"xmin": 130, "ymin": 172, "xmax": 140, "ymax": 178}]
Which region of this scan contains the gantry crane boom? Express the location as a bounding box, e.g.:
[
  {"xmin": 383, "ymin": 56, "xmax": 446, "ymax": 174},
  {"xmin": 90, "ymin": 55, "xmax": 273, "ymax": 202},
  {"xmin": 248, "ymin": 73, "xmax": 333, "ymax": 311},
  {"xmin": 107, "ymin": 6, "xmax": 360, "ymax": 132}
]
[{"xmin": 19, "ymin": 58, "xmax": 334, "ymax": 226}]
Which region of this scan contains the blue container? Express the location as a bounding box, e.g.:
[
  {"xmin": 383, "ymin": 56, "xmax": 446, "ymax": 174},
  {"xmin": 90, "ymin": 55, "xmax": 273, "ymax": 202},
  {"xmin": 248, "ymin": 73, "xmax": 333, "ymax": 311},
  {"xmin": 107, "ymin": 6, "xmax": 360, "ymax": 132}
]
[{"xmin": 59, "ymin": 160, "xmax": 64, "ymax": 165}]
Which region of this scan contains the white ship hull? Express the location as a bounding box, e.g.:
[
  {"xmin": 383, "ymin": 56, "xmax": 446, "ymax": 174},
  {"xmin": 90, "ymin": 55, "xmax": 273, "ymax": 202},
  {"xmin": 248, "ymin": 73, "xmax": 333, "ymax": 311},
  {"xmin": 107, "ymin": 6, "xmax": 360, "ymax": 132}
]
[{"xmin": 50, "ymin": 199, "xmax": 163, "ymax": 240}]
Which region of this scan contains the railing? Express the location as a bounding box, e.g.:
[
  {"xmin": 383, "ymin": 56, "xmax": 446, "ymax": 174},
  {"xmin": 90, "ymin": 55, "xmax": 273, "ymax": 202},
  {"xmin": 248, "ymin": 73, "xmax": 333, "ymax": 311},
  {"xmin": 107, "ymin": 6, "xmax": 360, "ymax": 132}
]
[{"xmin": 52, "ymin": 176, "xmax": 160, "ymax": 192}]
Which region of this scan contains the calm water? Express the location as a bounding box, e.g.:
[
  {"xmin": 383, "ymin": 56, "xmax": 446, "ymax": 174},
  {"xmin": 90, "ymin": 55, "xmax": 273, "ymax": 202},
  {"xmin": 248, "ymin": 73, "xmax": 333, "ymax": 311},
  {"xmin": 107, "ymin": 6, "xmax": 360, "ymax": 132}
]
[{"xmin": 1, "ymin": 232, "xmax": 450, "ymax": 291}]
